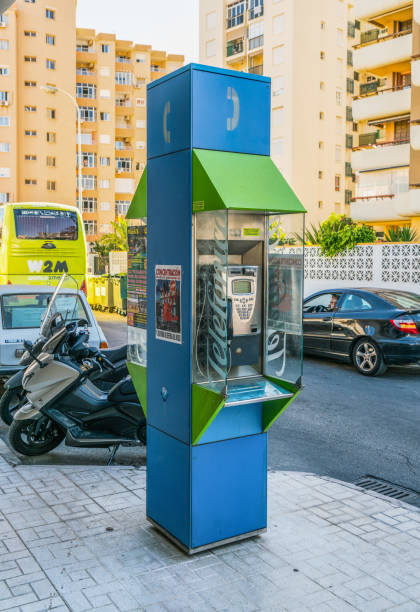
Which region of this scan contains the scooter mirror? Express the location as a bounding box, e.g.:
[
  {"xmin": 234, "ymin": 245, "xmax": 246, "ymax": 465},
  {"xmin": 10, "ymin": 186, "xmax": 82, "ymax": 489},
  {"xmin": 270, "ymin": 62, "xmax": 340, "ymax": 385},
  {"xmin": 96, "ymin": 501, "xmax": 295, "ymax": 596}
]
[
  {"xmin": 23, "ymin": 340, "xmax": 33, "ymax": 351},
  {"xmin": 78, "ymin": 319, "xmax": 89, "ymax": 327}
]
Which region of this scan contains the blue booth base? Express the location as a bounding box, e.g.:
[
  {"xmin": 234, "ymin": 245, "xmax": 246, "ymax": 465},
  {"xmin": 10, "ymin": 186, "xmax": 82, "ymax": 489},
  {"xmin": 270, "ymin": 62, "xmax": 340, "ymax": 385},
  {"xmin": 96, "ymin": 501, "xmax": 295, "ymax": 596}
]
[{"xmin": 147, "ymin": 426, "xmax": 268, "ymax": 554}]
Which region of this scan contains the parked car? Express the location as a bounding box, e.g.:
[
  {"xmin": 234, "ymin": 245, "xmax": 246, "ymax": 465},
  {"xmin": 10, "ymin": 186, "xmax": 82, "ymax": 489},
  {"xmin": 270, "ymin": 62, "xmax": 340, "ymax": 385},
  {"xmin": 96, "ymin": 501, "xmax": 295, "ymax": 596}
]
[
  {"xmin": 0, "ymin": 284, "xmax": 107, "ymax": 383},
  {"xmin": 303, "ymin": 288, "xmax": 420, "ymax": 376}
]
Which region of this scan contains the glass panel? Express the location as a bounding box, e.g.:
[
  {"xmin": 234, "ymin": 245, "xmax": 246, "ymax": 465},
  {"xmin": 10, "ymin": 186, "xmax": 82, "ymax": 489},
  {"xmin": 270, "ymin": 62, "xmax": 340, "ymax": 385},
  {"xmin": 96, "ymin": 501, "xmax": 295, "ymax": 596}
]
[
  {"xmin": 127, "ymin": 218, "xmax": 147, "ymax": 367},
  {"xmin": 2, "ymin": 293, "xmax": 87, "ymax": 329},
  {"xmin": 193, "ymin": 210, "xmax": 228, "ymax": 394},
  {"xmin": 265, "ymin": 213, "xmax": 304, "ymax": 386},
  {"xmin": 14, "ymin": 209, "xmax": 78, "ymax": 240}
]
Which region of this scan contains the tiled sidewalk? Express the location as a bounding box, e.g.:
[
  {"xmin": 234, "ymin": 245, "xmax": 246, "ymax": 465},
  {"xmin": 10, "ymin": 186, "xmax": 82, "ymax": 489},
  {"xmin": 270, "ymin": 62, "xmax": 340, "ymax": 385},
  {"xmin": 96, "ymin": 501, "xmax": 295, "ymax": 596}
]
[{"xmin": 0, "ymin": 455, "xmax": 419, "ymax": 612}]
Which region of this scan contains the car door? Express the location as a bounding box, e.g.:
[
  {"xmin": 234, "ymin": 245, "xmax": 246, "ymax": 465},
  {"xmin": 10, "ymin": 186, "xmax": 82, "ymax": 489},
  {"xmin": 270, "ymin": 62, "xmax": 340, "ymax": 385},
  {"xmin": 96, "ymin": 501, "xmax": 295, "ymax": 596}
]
[
  {"xmin": 303, "ymin": 292, "xmax": 342, "ymax": 353},
  {"xmin": 331, "ymin": 292, "xmax": 374, "ymax": 356}
]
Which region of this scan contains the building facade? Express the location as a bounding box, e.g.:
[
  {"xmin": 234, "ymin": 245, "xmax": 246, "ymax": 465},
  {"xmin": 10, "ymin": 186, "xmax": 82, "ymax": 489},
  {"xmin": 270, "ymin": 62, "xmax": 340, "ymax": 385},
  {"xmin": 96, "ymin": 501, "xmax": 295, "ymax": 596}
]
[
  {"xmin": 199, "ymin": 0, "xmax": 357, "ymax": 226},
  {"xmin": 0, "ymin": 2, "xmax": 183, "ymax": 243},
  {"xmin": 0, "ymin": 0, "xmax": 76, "ymax": 206},
  {"xmin": 351, "ymin": 0, "xmax": 420, "ymax": 236}
]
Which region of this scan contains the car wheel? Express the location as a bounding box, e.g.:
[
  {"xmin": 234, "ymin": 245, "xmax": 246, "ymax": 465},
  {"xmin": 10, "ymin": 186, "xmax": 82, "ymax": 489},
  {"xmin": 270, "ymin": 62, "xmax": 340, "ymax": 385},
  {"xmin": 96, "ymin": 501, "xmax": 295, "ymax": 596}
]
[{"xmin": 352, "ymin": 338, "xmax": 388, "ymax": 377}]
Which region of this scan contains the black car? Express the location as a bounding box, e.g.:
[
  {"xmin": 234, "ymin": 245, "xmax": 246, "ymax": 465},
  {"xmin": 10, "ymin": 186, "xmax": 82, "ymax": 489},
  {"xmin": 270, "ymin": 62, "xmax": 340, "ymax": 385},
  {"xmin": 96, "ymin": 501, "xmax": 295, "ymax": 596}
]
[{"xmin": 303, "ymin": 288, "xmax": 420, "ymax": 376}]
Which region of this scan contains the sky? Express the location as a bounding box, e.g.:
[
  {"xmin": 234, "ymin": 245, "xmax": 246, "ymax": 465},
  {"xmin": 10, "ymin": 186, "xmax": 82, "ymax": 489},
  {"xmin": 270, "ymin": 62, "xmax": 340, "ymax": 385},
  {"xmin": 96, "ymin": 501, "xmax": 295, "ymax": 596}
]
[{"xmin": 76, "ymin": 0, "xmax": 199, "ymax": 63}]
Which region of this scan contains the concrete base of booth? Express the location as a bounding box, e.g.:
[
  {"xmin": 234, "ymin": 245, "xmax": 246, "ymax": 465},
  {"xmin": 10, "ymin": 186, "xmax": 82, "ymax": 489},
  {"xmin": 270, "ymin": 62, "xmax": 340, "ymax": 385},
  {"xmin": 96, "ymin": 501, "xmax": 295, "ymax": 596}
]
[{"xmin": 148, "ymin": 516, "xmax": 266, "ymax": 555}]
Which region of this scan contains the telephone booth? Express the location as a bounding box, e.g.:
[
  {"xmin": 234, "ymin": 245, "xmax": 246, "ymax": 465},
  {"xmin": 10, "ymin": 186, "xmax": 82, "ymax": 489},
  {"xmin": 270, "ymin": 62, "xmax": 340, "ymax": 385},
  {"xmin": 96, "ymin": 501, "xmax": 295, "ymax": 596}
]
[{"xmin": 127, "ymin": 64, "xmax": 305, "ymax": 554}]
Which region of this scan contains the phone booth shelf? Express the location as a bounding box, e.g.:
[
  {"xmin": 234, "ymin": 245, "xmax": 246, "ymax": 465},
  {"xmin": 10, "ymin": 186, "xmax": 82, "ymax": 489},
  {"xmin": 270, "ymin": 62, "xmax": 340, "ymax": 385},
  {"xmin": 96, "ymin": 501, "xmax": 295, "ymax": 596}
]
[{"xmin": 126, "ymin": 63, "xmax": 305, "ymax": 555}]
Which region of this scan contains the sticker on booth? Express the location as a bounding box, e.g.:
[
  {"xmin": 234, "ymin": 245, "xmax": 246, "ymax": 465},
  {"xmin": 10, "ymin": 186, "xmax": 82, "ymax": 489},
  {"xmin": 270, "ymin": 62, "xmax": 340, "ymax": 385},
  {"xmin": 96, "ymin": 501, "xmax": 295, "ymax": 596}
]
[{"xmin": 155, "ymin": 265, "xmax": 182, "ymax": 344}]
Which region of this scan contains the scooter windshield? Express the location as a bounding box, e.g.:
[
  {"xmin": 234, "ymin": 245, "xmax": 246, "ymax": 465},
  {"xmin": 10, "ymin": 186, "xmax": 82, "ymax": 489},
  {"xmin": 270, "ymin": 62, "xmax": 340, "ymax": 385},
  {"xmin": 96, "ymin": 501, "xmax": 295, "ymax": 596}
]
[{"xmin": 40, "ymin": 273, "xmax": 80, "ymax": 337}]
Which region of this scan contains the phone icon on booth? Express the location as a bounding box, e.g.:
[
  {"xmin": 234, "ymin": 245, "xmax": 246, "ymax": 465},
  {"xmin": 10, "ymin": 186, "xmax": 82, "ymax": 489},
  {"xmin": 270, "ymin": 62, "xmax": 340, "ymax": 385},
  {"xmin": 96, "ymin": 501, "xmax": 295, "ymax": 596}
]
[
  {"xmin": 163, "ymin": 100, "xmax": 171, "ymax": 144},
  {"xmin": 227, "ymin": 86, "xmax": 239, "ymax": 132}
]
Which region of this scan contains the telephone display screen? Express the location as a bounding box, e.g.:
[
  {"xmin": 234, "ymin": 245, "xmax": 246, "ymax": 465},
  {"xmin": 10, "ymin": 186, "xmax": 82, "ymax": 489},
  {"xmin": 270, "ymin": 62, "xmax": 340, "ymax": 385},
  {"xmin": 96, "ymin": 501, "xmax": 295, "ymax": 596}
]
[{"xmin": 232, "ymin": 280, "xmax": 252, "ymax": 295}]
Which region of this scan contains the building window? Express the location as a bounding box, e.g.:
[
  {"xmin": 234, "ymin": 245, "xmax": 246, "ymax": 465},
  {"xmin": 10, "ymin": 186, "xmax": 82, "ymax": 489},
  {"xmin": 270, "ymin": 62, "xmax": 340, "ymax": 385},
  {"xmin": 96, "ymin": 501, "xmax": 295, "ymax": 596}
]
[
  {"xmin": 319, "ymin": 111, "xmax": 324, "ymax": 120},
  {"xmin": 335, "ymin": 175, "xmax": 341, "ymax": 192},
  {"xmin": 79, "ymin": 152, "xmax": 96, "ymax": 168},
  {"xmin": 81, "ymin": 175, "xmax": 96, "ymax": 189},
  {"xmin": 136, "ymin": 97, "xmax": 145, "ymax": 107},
  {"xmin": 318, "ymin": 201, "xmax": 323, "ymax": 209},
  {"xmin": 0, "ymin": 15, "xmax": 8, "ymax": 26},
  {"xmin": 273, "ymin": 14, "xmax": 284, "ymax": 35},
  {"xmin": 101, "ymin": 44, "xmax": 110, "ymax": 53},
  {"xmin": 45, "ymin": 9, "xmax": 55, "ymax": 19},
  {"xmin": 320, "ymin": 81, "xmax": 325, "ymax": 91},
  {"xmin": 0, "ymin": 192, "xmax": 9, "ymax": 202},
  {"xmin": 135, "ymin": 141, "xmax": 145, "ymax": 150},
  {"xmin": 24, "ymin": 56, "xmax": 37, "ymax": 63},
  {"xmin": 24, "ymin": 105, "xmax": 37, "ymax": 112},
  {"xmin": 100, "ymin": 112, "xmax": 110, "ymax": 121},
  {"xmin": 207, "ymin": 10, "xmax": 216, "ymax": 31},
  {"xmin": 0, "ymin": 67, "xmax": 8, "ymax": 76},
  {"xmin": 272, "ymin": 76, "xmax": 284, "ymax": 96},
  {"xmin": 116, "ymin": 157, "xmax": 132, "ymax": 173},
  {"xmin": 335, "ymin": 145, "xmax": 342, "ymax": 161},
  {"xmin": 24, "ymin": 154, "xmax": 37, "ymax": 160},
  {"xmin": 136, "ymin": 53, "xmax": 146, "ymax": 63},
  {"xmin": 25, "ymin": 178, "xmax": 37, "ymax": 185},
  {"xmin": 99, "ymin": 89, "xmax": 110, "ymax": 99},
  {"xmin": 24, "ymin": 81, "xmax": 37, "ymax": 87},
  {"xmin": 115, "ymin": 72, "xmax": 133, "ymax": 86},
  {"xmin": 100, "ymin": 179, "xmax": 110, "ymax": 189},
  {"xmin": 100, "ymin": 156, "xmax": 110, "ymax": 167},
  {"xmin": 0, "ymin": 142, "xmax": 9, "ymax": 152},
  {"xmin": 336, "ymin": 89, "xmax": 342, "ymax": 105},
  {"xmin": 337, "ymin": 29, "xmax": 344, "ymax": 47},
  {"xmin": 100, "ymin": 223, "xmax": 111, "ymax": 233},
  {"xmin": 46, "ymin": 131, "xmax": 56, "ymax": 143},
  {"xmin": 76, "ymin": 83, "xmax": 96, "ymax": 99},
  {"xmin": 272, "ymin": 137, "xmax": 284, "ymax": 156},
  {"xmin": 115, "ymin": 201, "xmax": 130, "ymax": 215},
  {"xmin": 272, "ymin": 107, "xmax": 284, "ymax": 127},
  {"xmin": 321, "ymin": 21, "xmax": 326, "ymax": 30},
  {"xmin": 46, "ymin": 59, "xmax": 55, "ymax": 70},
  {"xmin": 336, "ymin": 116, "xmax": 342, "ymax": 134},
  {"xmin": 0, "ymin": 117, "xmax": 9, "ymax": 126},
  {"xmin": 227, "ymin": 1, "xmax": 245, "ymax": 29},
  {"xmin": 320, "ymin": 51, "xmax": 325, "ymax": 60},
  {"xmin": 99, "ymin": 134, "xmax": 111, "ymax": 144},
  {"xmin": 82, "ymin": 197, "xmax": 97, "ymax": 212},
  {"xmin": 25, "ymin": 0, "xmax": 36, "ymax": 3},
  {"xmin": 336, "ymin": 58, "xmax": 343, "ymax": 77},
  {"xmin": 24, "ymin": 130, "xmax": 37, "ymax": 136},
  {"xmin": 319, "ymin": 141, "xmax": 324, "ymax": 150},
  {"xmin": 273, "ymin": 45, "xmax": 285, "ymax": 65},
  {"xmin": 84, "ymin": 220, "xmax": 97, "ymax": 235},
  {"xmin": 47, "ymin": 180, "xmax": 56, "ymax": 190},
  {"xmin": 100, "ymin": 201, "xmax": 110, "ymax": 211},
  {"xmin": 24, "ymin": 31, "xmax": 37, "ymax": 37},
  {"xmin": 80, "ymin": 106, "xmax": 96, "ymax": 122},
  {"xmin": 0, "ymin": 40, "xmax": 9, "ymax": 50},
  {"xmin": 0, "ymin": 167, "xmax": 10, "ymax": 177},
  {"xmin": 46, "ymin": 34, "xmax": 55, "ymax": 45},
  {"xmin": 136, "ymin": 119, "xmax": 146, "ymax": 128},
  {"xmin": 46, "ymin": 156, "xmax": 55, "ymax": 167},
  {"xmin": 0, "ymin": 91, "xmax": 8, "ymax": 104},
  {"xmin": 318, "ymin": 171, "xmax": 323, "ymax": 179},
  {"xmin": 47, "ymin": 108, "xmax": 56, "ymax": 119}
]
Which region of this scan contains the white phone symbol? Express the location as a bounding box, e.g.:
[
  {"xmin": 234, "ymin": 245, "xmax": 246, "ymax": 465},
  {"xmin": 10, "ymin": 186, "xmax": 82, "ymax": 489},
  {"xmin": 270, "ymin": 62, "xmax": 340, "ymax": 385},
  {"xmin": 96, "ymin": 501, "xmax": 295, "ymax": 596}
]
[
  {"xmin": 163, "ymin": 100, "xmax": 171, "ymax": 144},
  {"xmin": 227, "ymin": 86, "xmax": 240, "ymax": 132}
]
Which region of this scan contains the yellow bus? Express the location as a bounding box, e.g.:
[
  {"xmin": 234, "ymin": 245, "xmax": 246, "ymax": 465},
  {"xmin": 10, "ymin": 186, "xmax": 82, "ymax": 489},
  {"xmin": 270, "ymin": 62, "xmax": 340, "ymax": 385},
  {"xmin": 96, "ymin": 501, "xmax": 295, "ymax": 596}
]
[{"xmin": 0, "ymin": 202, "xmax": 87, "ymax": 291}]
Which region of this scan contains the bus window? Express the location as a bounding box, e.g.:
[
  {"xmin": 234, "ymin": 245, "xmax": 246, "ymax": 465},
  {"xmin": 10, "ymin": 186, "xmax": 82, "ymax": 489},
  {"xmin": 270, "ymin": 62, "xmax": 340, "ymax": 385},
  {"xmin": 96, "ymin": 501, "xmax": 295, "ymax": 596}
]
[{"xmin": 13, "ymin": 208, "xmax": 78, "ymax": 240}]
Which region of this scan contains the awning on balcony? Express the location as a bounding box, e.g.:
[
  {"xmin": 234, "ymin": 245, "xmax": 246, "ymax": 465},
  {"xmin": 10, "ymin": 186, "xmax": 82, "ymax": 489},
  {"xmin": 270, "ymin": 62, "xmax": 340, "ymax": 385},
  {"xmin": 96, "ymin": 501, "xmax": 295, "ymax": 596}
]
[
  {"xmin": 368, "ymin": 113, "xmax": 410, "ymax": 126},
  {"xmin": 192, "ymin": 149, "xmax": 305, "ymax": 214}
]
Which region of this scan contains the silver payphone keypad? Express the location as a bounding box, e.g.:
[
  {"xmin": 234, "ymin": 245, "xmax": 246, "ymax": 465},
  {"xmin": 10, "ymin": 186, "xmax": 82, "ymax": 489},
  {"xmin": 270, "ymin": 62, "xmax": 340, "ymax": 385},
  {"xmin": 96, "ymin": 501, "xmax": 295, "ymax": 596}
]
[{"xmin": 234, "ymin": 297, "xmax": 254, "ymax": 320}]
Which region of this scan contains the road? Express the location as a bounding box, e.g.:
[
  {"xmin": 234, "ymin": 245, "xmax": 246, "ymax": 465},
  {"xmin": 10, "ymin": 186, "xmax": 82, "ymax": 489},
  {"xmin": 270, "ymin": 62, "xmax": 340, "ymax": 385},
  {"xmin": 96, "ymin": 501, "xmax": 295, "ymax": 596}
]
[{"xmin": 1, "ymin": 312, "xmax": 419, "ymax": 497}]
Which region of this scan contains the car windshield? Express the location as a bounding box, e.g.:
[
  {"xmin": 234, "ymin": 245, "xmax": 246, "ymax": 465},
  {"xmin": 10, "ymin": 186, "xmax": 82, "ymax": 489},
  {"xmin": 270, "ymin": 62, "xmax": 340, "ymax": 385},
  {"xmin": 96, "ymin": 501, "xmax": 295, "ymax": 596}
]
[
  {"xmin": 373, "ymin": 290, "xmax": 420, "ymax": 311},
  {"xmin": 14, "ymin": 208, "xmax": 78, "ymax": 240},
  {"xmin": 1, "ymin": 293, "xmax": 88, "ymax": 329}
]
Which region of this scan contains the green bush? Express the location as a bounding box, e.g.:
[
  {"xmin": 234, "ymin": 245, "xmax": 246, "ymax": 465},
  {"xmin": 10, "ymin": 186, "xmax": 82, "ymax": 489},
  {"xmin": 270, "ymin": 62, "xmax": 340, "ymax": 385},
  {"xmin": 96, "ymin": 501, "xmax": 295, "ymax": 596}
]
[
  {"xmin": 385, "ymin": 226, "xmax": 418, "ymax": 243},
  {"xmin": 313, "ymin": 214, "xmax": 376, "ymax": 257}
]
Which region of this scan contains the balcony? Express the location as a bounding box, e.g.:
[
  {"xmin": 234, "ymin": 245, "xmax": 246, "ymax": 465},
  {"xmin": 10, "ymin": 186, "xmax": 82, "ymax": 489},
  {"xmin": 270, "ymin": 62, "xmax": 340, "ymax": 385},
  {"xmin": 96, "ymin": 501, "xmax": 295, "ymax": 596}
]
[
  {"xmin": 76, "ymin": 46, "xmax": 96, "ymax": 65},
  {"xmin": 248, "ymin": 35, "xmax": 263, "ymax": 52},
  {"xmin": 351, "ymin": 190, "xmax": 420, "ymax": 222},
  {"xmin": 353, "ymin": 86, "xmax": 411, "ymax": 121},
  {"xmin": 248, "ymin": 64, "xmax": 263, "ymax": 75},
  {"xmin": 226, "ymin": 38, "xmax": 244, "ymax": 58},
  {"xmin": 354, "ymin": 0, "xmax": 412, "ymax": 21},
  {"xmin": 354, "ymin": 30, "xmax": 412, "ymax": 72},
  {"xmin": 116, "ymin": 126, "xmax": 135, "ymax": 139},
  {"xmin": 352, "ymin": 140, "xmax": 410, "ymax": 171},
  {"xmin": 249, "ymin": 4, "xmax": 264, "ymax": 20}
]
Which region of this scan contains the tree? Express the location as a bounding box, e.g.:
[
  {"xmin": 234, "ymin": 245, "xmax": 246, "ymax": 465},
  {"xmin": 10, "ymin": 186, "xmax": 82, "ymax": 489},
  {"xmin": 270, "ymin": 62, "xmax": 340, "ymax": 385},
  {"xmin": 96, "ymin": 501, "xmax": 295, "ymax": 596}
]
[{"xmin": 92, "ymin": 218, "xmax": 128, "ymax": 259}]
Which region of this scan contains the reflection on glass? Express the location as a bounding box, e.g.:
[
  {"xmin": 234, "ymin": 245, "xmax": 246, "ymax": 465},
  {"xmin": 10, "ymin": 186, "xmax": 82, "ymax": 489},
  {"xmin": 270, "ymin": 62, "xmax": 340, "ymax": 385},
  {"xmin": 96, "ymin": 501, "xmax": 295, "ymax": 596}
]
[
  {"xmin": 127, "ymin": 218, "xmax": 147, "ymax": 367},
  {"xmin": 265, "ymin": 214, "xmax": 304, "ymax": 386}
]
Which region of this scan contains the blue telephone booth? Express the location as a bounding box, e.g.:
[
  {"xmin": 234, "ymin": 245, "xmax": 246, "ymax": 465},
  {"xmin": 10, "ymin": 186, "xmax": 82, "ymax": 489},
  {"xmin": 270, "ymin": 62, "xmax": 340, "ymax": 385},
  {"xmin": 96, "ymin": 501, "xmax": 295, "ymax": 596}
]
[{"xmin": 127, "ymin": 64, "xmax": 305, "ymax": 554}]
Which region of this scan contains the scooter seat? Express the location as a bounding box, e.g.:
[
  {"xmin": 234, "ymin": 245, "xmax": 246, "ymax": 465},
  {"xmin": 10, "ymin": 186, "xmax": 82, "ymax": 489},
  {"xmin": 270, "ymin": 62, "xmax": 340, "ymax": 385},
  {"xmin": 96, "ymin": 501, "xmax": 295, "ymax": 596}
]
[{"xmin": 101, "ymin": 345, "xmax": 127, "ymax": 363}]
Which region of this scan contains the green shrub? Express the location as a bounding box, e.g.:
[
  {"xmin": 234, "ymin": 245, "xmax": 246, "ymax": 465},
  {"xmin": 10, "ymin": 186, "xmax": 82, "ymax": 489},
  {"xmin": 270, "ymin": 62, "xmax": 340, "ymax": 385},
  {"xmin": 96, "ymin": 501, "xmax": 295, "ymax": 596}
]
[
  {"xmin": 385, "ymin": 226, "xmax": 418, "ymax": 243},
  {"xmin": 316, "ymin": 214, "xmax": 376, "ymax": 257}
]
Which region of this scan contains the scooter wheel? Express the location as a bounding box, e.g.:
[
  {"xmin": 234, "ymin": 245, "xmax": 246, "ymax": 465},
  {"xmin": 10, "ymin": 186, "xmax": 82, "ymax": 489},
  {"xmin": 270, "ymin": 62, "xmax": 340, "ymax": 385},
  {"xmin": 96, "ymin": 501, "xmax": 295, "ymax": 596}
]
[
  {"xmin": 9, "ymin": 418, "xmax": 65, "ymax": 456},
  {"xmin": 0, "ymin": 388, "xmax": 25, "ymax": 426}
]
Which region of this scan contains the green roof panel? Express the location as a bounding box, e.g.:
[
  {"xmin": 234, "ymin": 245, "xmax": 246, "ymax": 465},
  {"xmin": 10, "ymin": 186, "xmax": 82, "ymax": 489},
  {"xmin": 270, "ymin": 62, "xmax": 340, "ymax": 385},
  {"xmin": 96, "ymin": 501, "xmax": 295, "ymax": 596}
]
[
  {"xmin": 193, "ymin": 149, "xmax": 305, "ymax": 214},
  {"xmin": 127, "ymin": 166, "xmax": 147, "ymax": 219}
]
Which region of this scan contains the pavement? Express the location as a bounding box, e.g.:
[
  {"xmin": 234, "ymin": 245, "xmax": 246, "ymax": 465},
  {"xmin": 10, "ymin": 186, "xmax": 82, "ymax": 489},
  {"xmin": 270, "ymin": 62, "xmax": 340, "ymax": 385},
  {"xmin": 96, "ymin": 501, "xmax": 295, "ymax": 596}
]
[{"xmin": 0, "ymin": 456, "xmax": 419, "ymax": 611}]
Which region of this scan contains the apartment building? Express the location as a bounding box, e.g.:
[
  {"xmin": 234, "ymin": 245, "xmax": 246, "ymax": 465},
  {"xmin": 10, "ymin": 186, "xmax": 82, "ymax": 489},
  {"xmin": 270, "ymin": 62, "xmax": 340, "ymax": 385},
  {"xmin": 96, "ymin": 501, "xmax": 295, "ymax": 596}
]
[
  {"xmin": 351, "ymin": 0, "xmax": 420, "ymax": 235},
  {"xmin": 0, "ymin": 1, "xmax": 184, "ymax": 243},
  {"xmin": 0, "ymin": 0, "xmax": 76, "ymax": 206},
  {"xmin": 199, "ymin": 0, "xmax": 357, "ymax": 226},
  {"xmin": 76, "ymin": 28, "xmax": 183, "ymax": 243}
]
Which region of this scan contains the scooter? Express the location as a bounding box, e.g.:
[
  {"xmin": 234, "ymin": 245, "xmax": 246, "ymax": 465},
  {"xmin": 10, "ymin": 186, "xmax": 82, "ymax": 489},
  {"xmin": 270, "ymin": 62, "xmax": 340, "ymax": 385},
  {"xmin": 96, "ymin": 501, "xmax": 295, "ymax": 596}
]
[
  {"xmin": 0, "ymin": 342, "xmax": 128, "ymax": 425},
  {"xmin": 8, "ymin": 318, "xmax": 145, "ymax": 462}
]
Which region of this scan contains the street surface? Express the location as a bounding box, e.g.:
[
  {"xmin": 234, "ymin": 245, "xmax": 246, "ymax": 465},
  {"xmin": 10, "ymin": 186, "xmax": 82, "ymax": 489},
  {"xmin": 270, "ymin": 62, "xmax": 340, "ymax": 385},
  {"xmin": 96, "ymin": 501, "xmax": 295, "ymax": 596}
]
[{"xmin": 1, "ymin": 311, "xmax": 419, "ymax": 497}]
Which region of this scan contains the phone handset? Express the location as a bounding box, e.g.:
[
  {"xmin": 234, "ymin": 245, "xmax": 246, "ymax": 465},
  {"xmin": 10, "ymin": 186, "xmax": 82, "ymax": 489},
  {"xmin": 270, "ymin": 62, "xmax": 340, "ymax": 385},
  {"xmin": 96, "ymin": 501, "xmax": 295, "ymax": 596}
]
[
  {"xmin": 227, "ymin": 86, "xmax": 239, "ymax": 132},
  {"xmin": 163, "ymin": 100, "xmax": 171, "ymax": 144}
]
